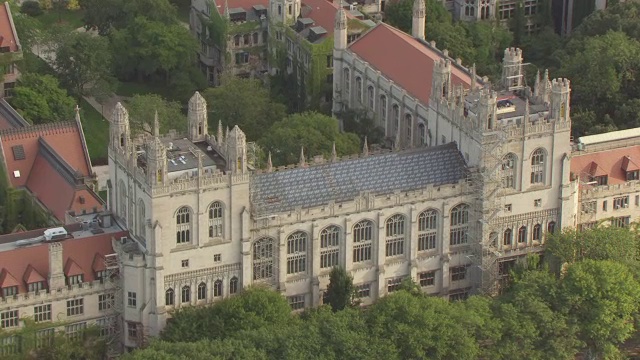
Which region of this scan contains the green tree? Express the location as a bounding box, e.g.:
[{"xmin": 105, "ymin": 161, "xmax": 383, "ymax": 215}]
[
  {"xmin": 545, "ymin": 226, "xmax": 639, "ymax": 266},
  {"xmin": 54, "ymin": 32, "xmax": 115, "ymax": 98},
  {"xmin": 560, "ymin": 260, "xmax": 640, "ymax": 359},
  {"xmin": 125, "ymin": 94, "xmax": 187, "ymax": 136},
  {"xmin": 203, "ymin": 75, "xmax": 286, "ymax": 142},
  {"xmin": 121, "ymin": 339, "xmax": 268, "ymax": 360},
  {"xmin": 325, "ymin": 266, "xmax": 354, "ymax": 312},
  {"xmin": 81, "ymin": 0, "xmax": 178, "ymax": 35},
  {"xmin": 259, "ymin": 112, "xmax": 361, "ymax": 167},
  {"xmin": 9, "ymin": 73, "xmax": 76, "ymax": 124},
  {"xmin": 339, "ymin": 108, "xmax": 385, "ymax": 146}
]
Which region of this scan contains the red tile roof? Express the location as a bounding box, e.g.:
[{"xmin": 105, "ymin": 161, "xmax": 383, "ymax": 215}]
[
  {"xmin": 348, "ymin": 23, "xmax": 476, "ymax": 105},
  {"xmin": 22, "ymin": 264, "xmax": 45, "ymax": 284},
  {"xmin": 0, "ymin": 229, "xmax": 127, "ymax": 293},
  {"xmin": 0, "ymin": 3, "xmax": 20, "ymax": 53},
  {"xmin": 0, "ymin": 268, "xmax": 18, "ymax": 288},
  {"xmin": 64, "ymin": 258, "xmax": 83, "ymax": 277},
  {"xmin": 216, "ymin": 0, "xmax": 269, "ymax": 16},
  {"xmin": 571, "ymin": 145, "xmax": 640, "ymax": 186},
  {"xmin": 92, "ymin": 253, "xmax": 106, "ymax": 272},
  {"xmin": 300, "ymin": 0, "xmax": 342, "ymax": 37}
]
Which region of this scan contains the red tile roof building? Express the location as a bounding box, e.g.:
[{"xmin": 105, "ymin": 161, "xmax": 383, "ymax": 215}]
[
  {"xmin": 0, "ymin": 213, "xmax": 128, "ymax": 349},
  {"xmin": 0, "ymin": 2, "xmax": 22, "ymax": 98},
  {"xmin": 0, "ymin": 103, "xmax": 103, "ymax": 226}
]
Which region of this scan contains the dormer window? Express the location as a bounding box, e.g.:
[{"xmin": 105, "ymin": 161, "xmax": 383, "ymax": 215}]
[
  {"xmin": 2, "ymin": 286, "xmax": 17, "ymax": 297},
  {"xmin": 66, "ymin": 274, "xmax": 84, "ymax": 286},
  {"xmin": 593, "ymin": 175, "xmax": 608, "ymax": 186},
  {"xmin": 627, "ymin": 171, "xmax": 639, "ymax": 181},
  {"xmin": 27, "ymin": 281, "xmax": 45, "ymax": 293},
  {"xmin": 96, "ymin": 270, "xmax": 108, "ymax": 282}
]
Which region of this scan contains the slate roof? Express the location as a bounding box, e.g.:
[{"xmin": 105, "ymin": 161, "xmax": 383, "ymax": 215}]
[{"xmin": 252, "ymin": 143, "xmax": 468, "ymax": 214}]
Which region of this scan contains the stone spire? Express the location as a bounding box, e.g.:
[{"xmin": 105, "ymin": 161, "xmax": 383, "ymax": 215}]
[
  {"xmin": 225, "ymin": 126, "xmax": 230, "ymax": 144},
  {"xmin": 188, "ymin": 91, "xmax": 207, "ymax": 142},
  {"xmin": 533, "ymin": 69, "xmax": 541, "ymax": 97},
  {"xmin": 217, "ymin": 120, "xmax": 223, "ymax": 145},
  {"xmin": 224, "ymin": 0, "xmax": 230, "ymax": 19},
  {"xmin": 331, "ymin": 142, "xmax": 337, "ymax": 162},
  {"xmin": 266, "ymin": 151, "xmax": 273, "ymax": 172},
  {"xmin": 74, "ymin": 104, "xmax": 80, "ymax": 121},
  {"xmin": 362, "ymin": 136, "xmax": 369, "ymax": 156},
  {"xmin": 470, "ymin": 63, "xmax": 477, "ymax": 90},
  {"xmin": 299, "ymin": 146, "xmax": 306, "ymax": 167},
  {"xmin": 153, "ymin": 110, "xmax": 160, "ymax": 138},
  {"xmin": 411, "ymin": 0, "xmax": 426, "ymax": 40},
  {"xmin": 540, "ymin": 69, "xmax": 551, "ymax": 103},
  {"xmin": 334, "ymin": 0, "xmax": 347, "ymax": 50}
]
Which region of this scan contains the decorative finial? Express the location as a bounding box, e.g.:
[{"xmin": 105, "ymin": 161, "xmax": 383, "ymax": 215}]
[
  {"xmin": 331, "ymin": 142, "xmax": 337, "ymax": 162},
  {"xmin": 299, "ymin": 146, "xmax": 306, "ymax": 167},
  {"xmin": 153, "ymin": 110, "xmax": 160, "ymax": 137},
  {"xmin": 470, "ymin": 63, "xmax": 476, "ymax": 90},
  {"xmin": 266, "ymin": 151, "xmax": 273, "ymax": 172},
  {"xmin": 217, "ymin": 120, "xmax": 223, "ymax": 145},
  {"xmin": 362, "ymin": 136, "xmax": 369, "ymax": 156},
  {"xmin": 225, "ymin": 126, "xmax": 230, "ymax": 143}
]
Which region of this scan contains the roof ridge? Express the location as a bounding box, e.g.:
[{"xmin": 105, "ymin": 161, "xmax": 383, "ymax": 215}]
[
  {"xmin": 0, "ymin": 100, "xmax": 29, "ymax": 129},
  {"xmin": 36, "ymin": 137, "xmax": 85, "ymax": 188},
  {"xmin": 0, "ymin": 121, "xmax": 76, "ymax": 140}
]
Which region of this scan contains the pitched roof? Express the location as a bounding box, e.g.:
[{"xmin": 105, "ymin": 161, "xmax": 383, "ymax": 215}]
[
  {"xmin": 64, "ymin": 258, "xmax": 83, "ymax": 277},
  {"xmin": 0, "ymin": 228, "xmax": 126, "ymax": 293},
  {"xmin": 22, "ymin": 264, "xmax": 45, "ymax": 284},
  {"xmin": 252, "ymin": 142, "xmax": 468, "ymax": 213},
  {"xmin": 92, "ymin": 253, "xmax": 106, "ymax": 272},
  {"xmin": 571, "ymin": 145, "xmax": 640, "ymax": 186},
  {"xmin": 0, "ymin": 121, "xmax": 91, "ymax": 188},
  {"xmin": 215, "ymin": 0, "xmax": 269, "ymax": 16},
  {"xmin": 0, "ymin": 268, "xmax": 18, "ymax": 288},
  {"xmin": 0, "ymin": 2, "xmax": 20, "ymax": 53},
  {"xmin": 300, "ymin": 0, "xmax": 354, "ymax": 38},
  {"xmin": 0, "ymin": 100, "xmax": 29, "ymax": 130},
  {"xmin": 348, "ymin": 23, "xmax": 477, "ymax": 105}
]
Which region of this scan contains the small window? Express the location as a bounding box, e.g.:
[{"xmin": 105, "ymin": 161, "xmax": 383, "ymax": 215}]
[
  {"xmin": 595, "ymin": 175, "xmax": 608, "ymax": 186},
  {"xmin": 1, "ymin": 310, "xmax": 19, "ymax": 328},
  {"xmin": 355, "ymin": 283, "xmax": 371, "ymax": 298},
  {"xmin": 214, "ymin": 254, "xmax": 222, "ymax": 262},
  {"xmin": 34, "ymin": 304, "xmax": 52, "ymax": 323},
  {"xmin": 534, "ymin": 199, "xmax": 542, "ymax": 207},
  {"xmin": 288, "ymin": 294, "xmax": 305, "ymax": 310},
  {"xmin": 66, "ymin": 298, "xmax": 84, "ymax": 316},
  {"xmin": 387, "ymin": 277, "xmax": 403, "ymax": 292},
  {"xmin": 419, "ymin": 271, "xmax": 435, "ymax": 287},
  {"xmin": 614, "ymin": 196, "xmax": 629, "ymax": 209},
  {"xmin": 11, "ymin": 145, "xmax": 25, "ymax": 161},
  {"xmin": 627, "ymin": 171, "xmax": 639, "ymax": 181},
  {"xmin": 181, "ymin": 259, "xmax": 189, "ymax": 268},
  {"xmin": 99, "ymin": 293, "xmax": 114, "ymax": 311},
  {"xmin": 603, "ymin": 200, "xmax": 608, "ymax": 211},
  {"xmin": 127, "ymin": 322, "xmax": 137, "ymax": 339},
  {"xmin": 127, "ymin": 292, "xmax": 137, "ymax": 308},
  {"xmin": 504, "ymin": 204, "xmax": 512, "ymax": 212},
  {"xmin": 450, "ymin": 266, "xmax": 467, "ymax": 281}
]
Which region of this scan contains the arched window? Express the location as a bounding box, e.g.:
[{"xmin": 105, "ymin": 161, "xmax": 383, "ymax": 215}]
[
  {"xmin": 379, "ymin": 95, "xmax": 387, "ymax": 129},
  {"xmin": 392, "ymin": 104, "xmax": 400, "ymax": 135},
  {"xmin": 208, "ymin": 202, "xmax": 224, "ymax": 238},
  {"xmin": 533, "ymin": 224, "xmax": 542, "ymax": 241},
  {"xmin": 450, "ymin": 204, "xmax": 469, "ymax": 246},
  {"xmin": 385, "ymin": 214, "xmax": 406, "ymax": 257},
  {"xmin": 165, "ymin": 288, "xmax": 174, "ymax": 306},
  {"xmin": 503, "ymin": 228, "xmax": 512, "ymax": 246},
  {"xmin": 464, "ymin": 0, "xmax": 475, "ymax": 16},
  {"xmin": 118, "ymin": 180, "xmax": 126, "ymax": 221},
  {"xmin": 252, "ymin": 32, "xmax": 258, "ymax": 44},
  {"xmin": 418, "ymin": 123, "xmax": 426, "ymax": 145},
  {"xmin": 367, "ymin": 85, "xmax": 375, "ymax": 109},
  {"xmin": 547, "ymin": 221, "xmax": 556, "ymax": 234},
  {"xmin": 253, "ymin": 237, "xmax": 274, "ymax": 280},
  {"xmin": 229, "ymin": 277, "xmax": 238, "ymax": 294},
  {"xmin": 480, "ymin": 2, "xmax": 490, "ymax": 19},
  {"xmin": 197, "ymin": 282, "xmax": 206, "ymax": 300},
  {"xmin": 353, "ymin": 220, "xmax": 373, "ymax": 262},
  {"xmin": 181, "ymin": 285, "xmax": 191, "ymax": 303},
  {"xmin": 320, "ymin": 226, "xmax": 340, "ymax": 268},
  {"xmin": 286, "ymin": 231, "xmax": 307, "ymax": 275},
  {"xmin": 128, "ymin": 187, "xmax": 134, "ymax": 228},
  {"xmin": 518, "ymin": 226, "xmax": 527, "ymax": 243},
  {"xmin": 418, "ymin": 209, "xmax": 437, "ymax": 251},
  {"xmin": 405, "ymin": 114, "xmax": 412, "ymax": 142},
  {"xmin": 234, "ymin": 34, "xmax": 240, "ymax": 47},
  {"xmin": 243, "ymin": 34, "xmax": 250, "ymax": 45},
  {"xmin": 343, "ymin": 68, "xmax": 350, "ymax": 101},
  {"xmin": 137, "ymin": 199, "xmax": 145, "ymax": 239},
  {"xmin": 530, "ymin": 148, "xmax": 546, "ymax": 185},
  {"xmin": 213, "ymin": 280, "xmax": 222, "ymax": 297},
  {"xmin": 176, "ymin": 207, "xmax": 192, "ymax": 244},
  {"xmin": 355, "ymin": 77, "xmax": 363, "ymax": 103},
  {"xmin": 502, "ymin": 153, "xmax": 517, "ymax": 189}
]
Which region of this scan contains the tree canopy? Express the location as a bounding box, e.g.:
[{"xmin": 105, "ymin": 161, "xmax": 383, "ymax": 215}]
[
  {"xmin": 125, "ymin": 94, "xmax": 187, "ymax": 136},
  {"xmin": 9, "ymin": 73, "xmax": 76, "ymax": 124},
  {"xmin": 325, "ymin": 266, "xmax": 354, "ymax": 312}
]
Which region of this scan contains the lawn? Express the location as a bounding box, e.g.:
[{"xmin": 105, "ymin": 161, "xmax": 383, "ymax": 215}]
[
  {"xmin": 115, "ymin": 81, "xmax": 176, "ymax": 101},
  {"xmin": 35, "ymin": 9, "xmax": 85, "ymax": 29},
  {"xmin": 78, "ymin": 98, "xmax": 109, "ymax": 166}
]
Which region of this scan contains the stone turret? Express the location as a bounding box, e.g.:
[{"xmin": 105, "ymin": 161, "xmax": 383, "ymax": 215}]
[
  {"xmin": 550, "ymin": 78, "xmax": 571, "ymax": 122},
  {"xmin": 146, "ymin": 111, "xmax": 167, "ymax": 186},
  {"xmin": 501, "ymin": 47, "xmax": 523, "ymax": 90},
  {"xmin": 226, "ymin": 126, "xmax": 247, "ymax": 174},
  {"xmin": 188, "ymin": 91, "xmax": 207, "ymax": 143},
  {"xmin": 412, "ymin": 0, "xmax": 425, "ymax": 40},
  {"xmin": 110, "ymin": 102, "xmax": 130, "ymax": 153},
  {"xmin": 334, "ymin": 1, "xmax": 348, "ymax": 51},
  {"xmin": 432, "ymin": 59, "xmax": 452, "ymax": 102},
  {"xmin": 478, "ymin": 89, "xmax": 498, "ymax": 132}
]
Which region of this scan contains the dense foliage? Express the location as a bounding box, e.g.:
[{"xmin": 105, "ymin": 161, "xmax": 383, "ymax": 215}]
[{"xmin": 9, "ymin": 73, "xmax": 76, "ymax": 124}]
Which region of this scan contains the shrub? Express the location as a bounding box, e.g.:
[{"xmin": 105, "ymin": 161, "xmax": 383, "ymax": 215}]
[{"xmin": 20, "ymin": 1, "xmax": 43, "ymax": 16}]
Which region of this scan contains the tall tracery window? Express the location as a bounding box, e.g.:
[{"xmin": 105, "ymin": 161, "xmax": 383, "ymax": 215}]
[
  {"xmin": 229, "ymin": 277, "xmax": 238, "ymax": 294},
  {"xmin": 518, "ymin": 226, "xmax": 527, "ymax": 243},
  {"xmin": 320, "ymin": 226, "xmax": 340, "ymax": 268},
  {"xmin": 464, "ymin": 0, "xmax": 475, "ymax": 16},
  {"xmin": 197, "ymin": 282, "xmax": 206, "ymax": 300},
  {"xmin": 392, "ymin": 104, "xmax": 400, "ymax": 135},
  {"xmin": 385, "ymin": 214, "xmax": 406, "ymax": 257},
  {"xmin": 181, "ymin": 285, "xmax": 191, "ymax": 303},
  {"xmin": 353, "ymin": 220, "xmax": 373, "ymax": 262},
  {"xmin": 418, "ymin": 209, "xmax": 437, "ymax": 251},
  {"xmin": 367, "ymin": 85, "xmax": 374, "ymax": 109},
  {"xmin": 286, "ymin": 231, "xmax": 307, "ymax": 275},
  {"xmin": 418, "ymin": 123, "xmax": 426, "ymax": 145},
  {"xmin": 450, "ymin": 204, "xmax": 469, "ymax": 246},
  {"xmin": 405, "ymin": 114, "xmax": 412, "ymax": 142},
  {"xmin": 128, "ymin": 187, "xmax": 134, "ymax": 228},
  {"xmin": 547, "ymin": 221, "xmax": 556, "ymax": 234},
  {"xmin": 503, "ymin": 228, "xmax": 512, "ymax": 246},
  {"xmin": 379, "ymin": 95, "xmax": 387, "ymax": 129},
  {"xmin": 355, "ymin": 77, "xmax": 363, "ymax": 103},
  {"xmin": 343, "ymin": 68, "xmax": 350, "ymax": 101},
  {"xmin": 176, "ymin": 207, "xmax": 192, "ymax": 244},
  {"xmin": 532, "ymin": 224, "xmax": 542, "ymax": 241},
  {"xmin": 530, "ymin": 148, "xmax": 546, "ymax": 185},
  {"xmin": 502, "ymin": 153, "xmax": 517, "ymax": 189},
  {"xmin": 213, "ymin": 280, "xmax": 222, "ymax": 297},
  {"xmin": 480, "ymin": 0, "xmax": 490, "ymax": 19},
  {"xmin": 253, "ymin": 237, "xmax": 274, "ymax": 280},
  {"xmin": 137, "ymin": 199, "xmax": 145, "ymax": 239},
  {"xmin": 208, "ymin": 202, "xmax": 224, "ymax": 238},
  {"xmin": 165, "ymin": 288, "xmax": 174, "ymax": 306},
  {"xmin": 118, "ymin": 180, "xmax": 126, "ymax": 220}
]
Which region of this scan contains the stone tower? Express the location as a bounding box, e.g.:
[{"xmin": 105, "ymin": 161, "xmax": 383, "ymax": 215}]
[
  {"xmin": 188, "ymin": 91, "xmax": 208, "ymax": 143},
  {"xmin": 477, "ymin": 89, "xmax": 498, "ymax": 131},
  {"xmin": 431, "ymin": 58, "xmax": 452, "ymax": 102},
  {"xmin": 412, "ymin": 0, "xmax": 425, "ymax": 40},
  {"xmin": 334, "ymin": 2, "xmax": 348, "ymax": 51},
  {"xmin": 332, "ymin": 2, "xmax": 348, "ymax": 118},
  {"xmin": 146, "ymin": 111, "xmax": 168, "ymax": 186},
  {"xmin": 227, "ymin": 126, "xmax": 247, "ymax": 174},
  {"xmin": 501, "ymin": 47, "xmax": 523, "ymax": 90},
  {"xmin": 550, "ymin": 78, "xmax": 571, "ymax": 123},
  {"xmin": 110, "ymin": 102, "xmax": 130, "ymax": 153},
  {"xmin": 270, "ymin": 0, "xmax": 300, "ymax": 25}
]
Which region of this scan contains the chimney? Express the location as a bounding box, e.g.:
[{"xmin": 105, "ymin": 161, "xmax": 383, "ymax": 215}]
[{"xmin": 48, "ymin": 242, "xmax": 65, "ymax": 289}]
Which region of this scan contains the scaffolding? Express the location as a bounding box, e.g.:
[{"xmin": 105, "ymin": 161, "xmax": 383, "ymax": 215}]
[
  {"xmin": 104, "ymin": 253, "xmax": 122, "ymax": 359},
  {"xmin": 471, "ymin": 127, "xmax": 508, "ymax": 296}
]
